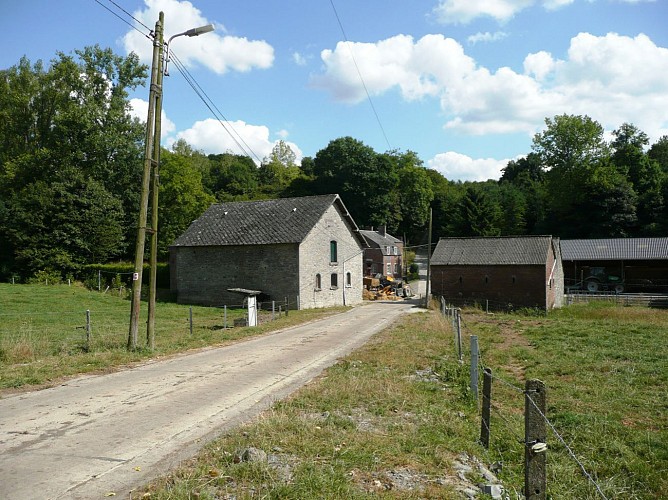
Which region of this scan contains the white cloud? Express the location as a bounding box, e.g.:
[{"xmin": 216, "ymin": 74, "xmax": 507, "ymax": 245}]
[
  {"xmin": 292, "ymin": 52, "xmax": 307, "ymax": 66},
  {"xmin": 467, "ymin": 31, "xmax": 508, "ymax": 45},
  {"xmin": 427, "ymin": 152, "xmax": 508, "ymax": 181},
  {"xmin": 314, "ymin": 31, "xmax": 668, "ymax": 142},
  {"xmin": 123, "ymin": 0, "xmax": 274, "ymax": 74},
  {"xmin": 128, "ymin": 98, "xmax": 176, "ymax": 139},
  {"xmin": 174, "ymin": 118, "xmax": 302, "ymax": 163},
  {"xmin": 432, "ymin": 0, "xmax": 534, "ymax": 24}
]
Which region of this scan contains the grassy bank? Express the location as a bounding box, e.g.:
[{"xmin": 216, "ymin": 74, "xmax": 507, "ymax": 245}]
[
  {"xmin": 0, "ymin": 283, "xmax": 346, "ymax": 391},
  {"xmin": 139, "ymin": 302, "xmax": 667, "ymax": 499}
]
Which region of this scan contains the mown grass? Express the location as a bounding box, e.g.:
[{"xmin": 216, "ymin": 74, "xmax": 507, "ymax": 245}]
[
  {"xmin": 140, "ymin": 301, "xmax": 667, "ymax": 499},
  {"xmin": 0, "ymin": 283, "xmax": 347, "ymax": 391}
]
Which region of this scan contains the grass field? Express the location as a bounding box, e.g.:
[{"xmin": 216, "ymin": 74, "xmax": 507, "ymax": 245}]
[
  {"xmin": 0, "ymin": 283, "xmax": 346, "ymax": 391},
  {"xmin": 138, "ymin": 302, "xmax": 667, "ymax": 499}
]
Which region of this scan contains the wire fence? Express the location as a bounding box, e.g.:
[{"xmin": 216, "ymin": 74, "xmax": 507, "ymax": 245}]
[
  {"xmin": 439, "ymin": 299, "xmax": 609, "ymax": 499},
  {"xmin": 0, "ymin": 286, "xmax": 298, "ymax": 362}
]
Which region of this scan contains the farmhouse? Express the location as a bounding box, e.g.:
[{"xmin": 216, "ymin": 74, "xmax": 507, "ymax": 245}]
[
  {"xmin": 359, "ymin": 226, "xmax": 403, "ymax": 279},
  {"xmin": 561, "ymin": 237, "xmax": 668, "ymax": 293},
  {"xmin": 169, "ymin": 194, "xmax": 367, "ymax": 309},
  {"xmin": 430, "ymin": 235, "xmax": 564, "ymax": 311}
]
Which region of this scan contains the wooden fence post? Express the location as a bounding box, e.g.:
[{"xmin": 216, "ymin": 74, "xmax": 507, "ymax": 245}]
[
  {"xmin": 480, "ymin": 368, "xmax": 492, "ymax": 448},
  {"xmin": 85, "ymin": 309, "xmax": 91, "ymax": 350},
  {"xmin": 224, "ymin": 305, "xmax": 227, "ymax": 329},
  {"xmin": 525, "ymin": 379, "xmax": 547, "ymax": 499},
  {"xmin": 456, "ymin": 309, "xmax": 463, "ymax": 363},
  {"xmin": 272, "ymin": 301, "xmax": 275, "ymax": 321},
  {"xmin": 470, "ymin": 335, "xmax": 479, "ymax": 408},
  {"xmin": 189, "ymin": 306, "xmax": 193, "ymax": 335}
]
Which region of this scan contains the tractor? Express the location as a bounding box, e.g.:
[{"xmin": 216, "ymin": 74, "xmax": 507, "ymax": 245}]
[{"xmin": 583, "ymin": 266, "xmax": 625, "ymax": 293}]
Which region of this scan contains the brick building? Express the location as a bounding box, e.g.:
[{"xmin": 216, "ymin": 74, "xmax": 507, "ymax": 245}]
[
  {"xmin": 430, "ymin": 235, "xmax": 564, "ymax": 311},
  {"xmin": 359, "ymin": 226, "xmax": 403, "ymax": 278},
  {"xmin": 169, "ymin": 194, "xmax": 367, "ymax": 309}
]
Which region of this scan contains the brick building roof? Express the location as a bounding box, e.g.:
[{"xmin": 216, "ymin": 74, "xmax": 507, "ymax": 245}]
[
  {"xmin": 431, "ymin": 236, "xmax": 555, "ymax": 266},
  {"xmin": 171, "ymin": 194, "xmax": 364, "ymax": 247},
  {"xmin": 561, "ymin": 238, "xmax": 668, "ymax": 261}
]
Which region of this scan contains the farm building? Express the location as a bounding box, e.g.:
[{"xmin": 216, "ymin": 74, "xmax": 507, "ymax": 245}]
[
  {"xmin": 430, "ymin": 235, "xmax": 564, "ymax": 311},
  {"xmin": 169, "ymin": 194, "xmax": 367, "ymax": 309},
  {"xmin": 561, "ymin": 238, "xmax": 668, "ymax": 293},
  {"xmin": 359, "ymin": 226, "xmax": 403, "ymax": 279}
]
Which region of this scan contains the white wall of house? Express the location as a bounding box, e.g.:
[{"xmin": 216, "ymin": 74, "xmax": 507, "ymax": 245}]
[{"xmin": 299, "ymin": 204, "xmax": 364, "ymax": 309}]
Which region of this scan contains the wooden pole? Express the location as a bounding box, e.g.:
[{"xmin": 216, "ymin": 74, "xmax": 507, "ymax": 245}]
[
  {"xmin": 470, "ymin": 335, "xmax": 479, "ymax": 407},
  {"xmin": 480, "ymin": 368, "xmax": 492, "ymax": 448},
  {"xmin": 85, "ymin": 309, "xmax": 91, "ymax": 350},
  {"xmin": 189, "ymin": 306, "xmax": 193, "ymax": 335},
  {"xmin": 525, "ymin": 379, "xmax": 547, "ymax": 499}
]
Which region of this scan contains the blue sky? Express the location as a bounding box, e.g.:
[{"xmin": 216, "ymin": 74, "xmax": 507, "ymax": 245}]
[{"xmin": 2, "ymin": 0, "xmax": 667, "ymax": 181}]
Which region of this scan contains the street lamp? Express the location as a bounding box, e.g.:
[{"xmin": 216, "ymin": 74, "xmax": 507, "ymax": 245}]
[
  {"xmin": 164, "ymin": 24, "xmax": 214, "ymax": 76},
  {"xmin": 128, "ymin": 12, "xmax": 214, "ymax": 350}
]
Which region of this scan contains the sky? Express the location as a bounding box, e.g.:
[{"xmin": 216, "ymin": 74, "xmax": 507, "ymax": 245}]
[{"xmin": 1, "ymin": 0, "xmax": 667, "ymax": 181}]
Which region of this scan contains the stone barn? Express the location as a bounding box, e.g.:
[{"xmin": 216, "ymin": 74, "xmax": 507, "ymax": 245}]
[
  {"xmin": 170, "ymin": 194, "xmax": 367, "ymax": 309},
  {"xmin": 430, "ymin": 235, "xmax": 564, "ymax": 311}
]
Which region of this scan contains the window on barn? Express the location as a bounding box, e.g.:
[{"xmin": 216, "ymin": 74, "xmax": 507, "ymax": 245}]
[
  {"xmin": 315, "ymin": 273, "xmax": 321, "ymax": 290},
  {"xmin": 330, "ymin": 241, "xmax": 338, "ymax": 263},
  {"xmin": 485, "ymin": 275, "xmax": 489, "ymax": 284},
  {"xmin": 512, "ymin": 275, "xmax": 516, "ymax": 284},
  {"xmin": 331, "ymin": 273, "xmax": 338, "ymax": 289},
  {"xmin": 459, "ymin": 276, "xmax": 463, "ymax": 285},
  {"xmin": 346, "ymin": 272, "xmax": 352, "ymax": 287}
]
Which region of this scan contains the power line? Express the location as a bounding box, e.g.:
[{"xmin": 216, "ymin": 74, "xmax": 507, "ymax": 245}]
[
  {"xmin": 105, "ymin": 0, "xmax": 153, "ymax": 33},
  {"xmin": 168, "ymin": 53, "xmax": 263, "ymax": 164},
  {"xmin": 92, "ymin": 0, "xmax": 152, "ymax": 40},
  {"xmin": 328, "ymin": 0, "xmax": 392, "ymax": 151}
]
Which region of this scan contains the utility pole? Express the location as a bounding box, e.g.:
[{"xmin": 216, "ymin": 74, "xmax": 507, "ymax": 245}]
[
  {"xmin": 128, "ymin": 12, "xmax": 164, "ymax": 350},
  {"xmin": 424, "ymin": 207, "xmax": 432, "ymax": 308},
  {"xmin": 147, "ymin": 18, "xmax": 165, "ymax": 350}
]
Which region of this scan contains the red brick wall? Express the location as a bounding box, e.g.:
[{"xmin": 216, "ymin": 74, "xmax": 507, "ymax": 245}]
[{"xmin": 431, "ymin": 264, "xmax": 547, "ymax": 309}]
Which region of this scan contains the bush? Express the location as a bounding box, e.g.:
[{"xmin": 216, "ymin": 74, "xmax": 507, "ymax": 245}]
[{"xmin": 26, "ymin": 269, "xmax": 62, "ymax": 285}]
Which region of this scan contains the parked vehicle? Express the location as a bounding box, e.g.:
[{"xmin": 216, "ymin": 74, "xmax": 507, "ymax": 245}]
[{"xmin": 584, "ymin": 266, "xmax": 625, "ymax": 293}]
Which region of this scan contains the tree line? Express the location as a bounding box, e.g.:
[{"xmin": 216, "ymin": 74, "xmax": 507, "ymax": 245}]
[{"xmin": 1, "ymin": 46, "xmax": 667, "ymax": 281}]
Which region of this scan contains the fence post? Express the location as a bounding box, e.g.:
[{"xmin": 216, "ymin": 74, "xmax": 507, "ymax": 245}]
[
  {"xmin": 224, "ymin": 305, "xmax": 227, "ymax": 329},
  {"xmin": 285, "ymin": 297, "xmax": 289, "ymax": 316},
  {"xmin": 456, "ymin": 309, "xmax": 463, "ymax": 363},
  {"xmin": 189, "ymin": 306, "xmax": 193, "ymax": 335},
  {"xmin": 85, "ymin": 309, "xmax": 91, "ymax": 350},
  {"xmin": 98, "ymin": 270, "xmax": 101, "ymax": 291},
  {"xmin": 525, "ymin": 379, "xmax": 547, "ymax": 499},
  {"xmin": 480, "ymin": 368, "xmax": 492, "ymax": 448},
  {"xmin": 486, "ymin": 299, "xmax": 489, "ymax": 314},
  {"xmin": 470, "ymin": 335, "xmax": 479, "ymax": 408},
  {"xmin": 272, "ymin": 301, "xmax": 275, "ymax": 321}
]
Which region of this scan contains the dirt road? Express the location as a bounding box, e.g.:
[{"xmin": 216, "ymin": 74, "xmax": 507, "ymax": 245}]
[{"xmin": 0, "ymin": 300, "xmax": 421, "ymax": 499}]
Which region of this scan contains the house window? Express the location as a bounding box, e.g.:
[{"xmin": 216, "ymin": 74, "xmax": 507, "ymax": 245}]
[
  {"xmin": 459, "ymin": 276, "xmax": 463, "ymax": 285},
  {"xmin": 386, "ymin": 263, "xmax": 392, "ymax": 275},
  {"xmin": 331, "ymin": 273, "xmax": 338, "ymax": 289},
  {"xmin": 346, "ymin": 272, "xmax": 352, "ymax": 287},
  {"xmin": 512, "ymin": 275, "xmax": 516, "ymax": 284},
  {"xmin": 386, "ymin": 246, "xmax": 391, "ymax": 254},
  {"xmin": 330, "ymin": 241, "xmax": 338, "ymax": 263},
  {"xmin": 315, "ymin": 273, "xmax": 321, "ymax": 290},
  {"xmin": 485, "ymin": 275, "xmax": 489, "ymax": 284}
]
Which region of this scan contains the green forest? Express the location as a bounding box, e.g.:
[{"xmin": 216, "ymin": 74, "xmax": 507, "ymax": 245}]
[{"xmin": 2, "ymin": 46, "xmax": 668, "ymax": 282}]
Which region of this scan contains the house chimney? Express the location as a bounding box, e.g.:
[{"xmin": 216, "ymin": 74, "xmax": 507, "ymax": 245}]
[{"xmin": 378, "ymin": 225, "xmax": 386, "ymax": 237}]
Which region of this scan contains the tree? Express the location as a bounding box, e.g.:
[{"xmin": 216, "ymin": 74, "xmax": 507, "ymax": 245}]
[
  {"xmin": 531, "ymin": 114, "xmax": 610, "ymax": 236},
  {"xmin": 158, "ymin": 149, "xmax": 215, "ymax": 256},
  {"xmin": 0, "ymin": 47, "xmax": 147, "ymax": 276},
  {"xmin": 611, "ymin": 123, "xmax": 663, "ymax": 235},
  {"xmin": 450, "ymin": 184, "xmax": 502, "ymax": 237},
  {"xmin": 206, "ymin": 153, "xmax": 259, "ymax": 201},
  {"xmin": 312, "ymin": 137, "xmax": 400, "ymax": 230},
  {"xmin": 257, "ymin": 141, "xmax": 302, "ymax": 197}
]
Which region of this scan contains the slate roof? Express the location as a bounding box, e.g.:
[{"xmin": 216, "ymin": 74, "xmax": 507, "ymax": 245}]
[
  {"xmin": 360, "ymin": 229, "xmax": 402, "ymax": 252},
  {"xmin": 171, "ymin": 194, "xmax": 363, "ymax": 247},
  {"xmin": 561, "ymin": 238, "xmax": 668, "ymax": 261},
  {"xmin": 431, "ymin": 236, "xmax": 555, "ymax": 266}
]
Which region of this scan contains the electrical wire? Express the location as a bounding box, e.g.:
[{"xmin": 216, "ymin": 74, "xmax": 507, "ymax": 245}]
[
  {"xmin": 92, "ymin": 0, "xmax": 152, "ymax": 40},
  {"xmin": 168, "ymin": 52, "xmax": 263, "ymax": 164},
  {"xmin": 328, "ymin": 0, "xmax": 392, "ymax": 151}
]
